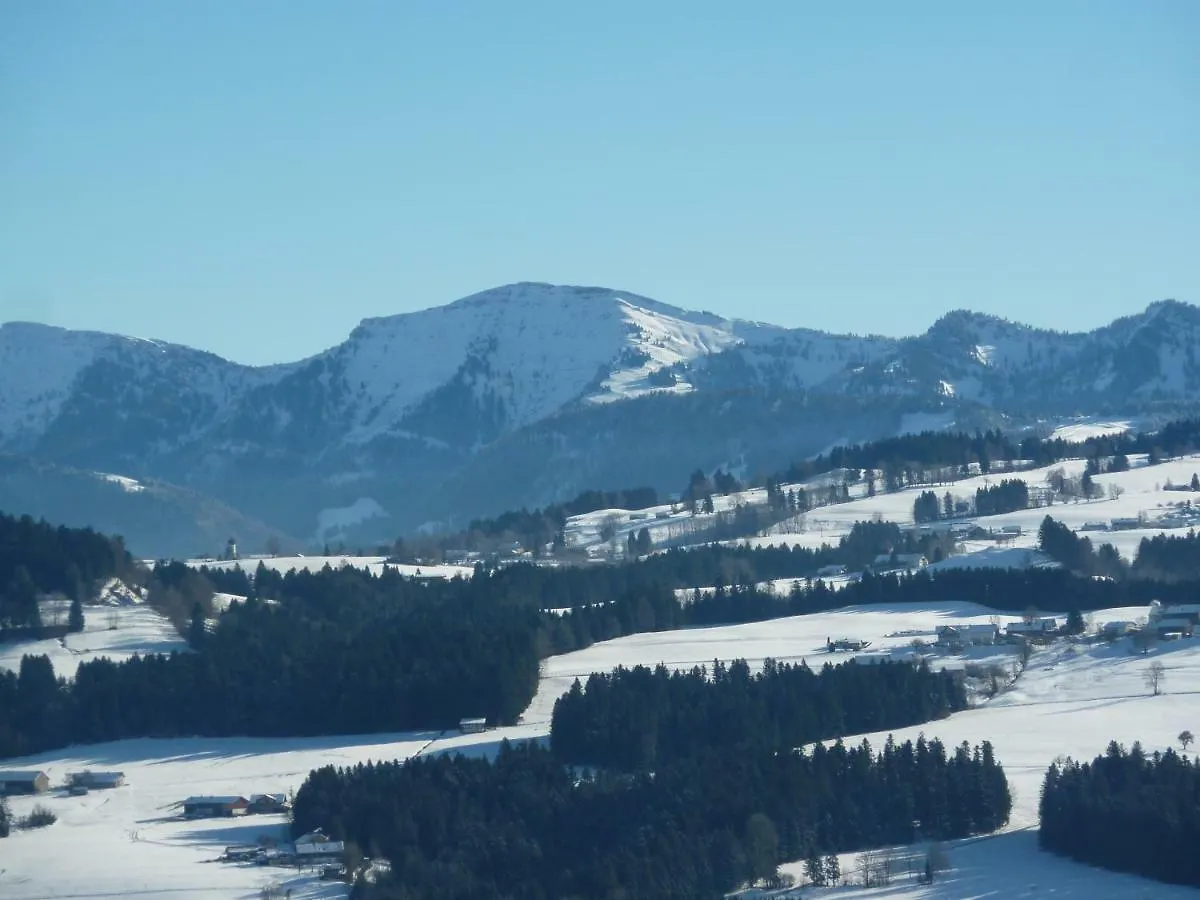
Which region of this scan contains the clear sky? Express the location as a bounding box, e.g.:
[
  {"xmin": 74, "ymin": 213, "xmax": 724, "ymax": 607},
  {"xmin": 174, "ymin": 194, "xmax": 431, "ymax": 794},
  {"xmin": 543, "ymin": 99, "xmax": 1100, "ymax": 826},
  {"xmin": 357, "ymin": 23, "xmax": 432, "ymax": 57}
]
[{"xmin": 1, "ymin": 1, "xmax": 1196, "ymax": 364}]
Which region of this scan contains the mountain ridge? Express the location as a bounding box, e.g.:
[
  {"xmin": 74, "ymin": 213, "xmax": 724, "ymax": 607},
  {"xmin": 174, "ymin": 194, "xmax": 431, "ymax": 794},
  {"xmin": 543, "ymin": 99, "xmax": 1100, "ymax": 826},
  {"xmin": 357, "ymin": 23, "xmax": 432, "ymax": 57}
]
[{"xmin": 1, "ymin": 284, "xmax": 1196, "ymax": 554}]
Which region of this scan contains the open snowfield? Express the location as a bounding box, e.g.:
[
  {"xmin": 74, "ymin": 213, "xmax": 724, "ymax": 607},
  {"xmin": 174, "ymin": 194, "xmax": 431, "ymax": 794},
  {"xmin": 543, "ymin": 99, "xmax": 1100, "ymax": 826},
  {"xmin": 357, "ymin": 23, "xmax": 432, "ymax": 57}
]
[
  {"xmin": 4, "ymin": 599, "xmax": 1199, "ymax": 899},
  {"xmin": 1048, "ymin": 417, "xmax": 1135, "ymax": 443},
  {"xmin": 188, "ymin": 555, "xmax": 473, "ymax": 580},
  {"xmin": 0, "ymin": 602, "xmax": 186, "ymax": 679}
]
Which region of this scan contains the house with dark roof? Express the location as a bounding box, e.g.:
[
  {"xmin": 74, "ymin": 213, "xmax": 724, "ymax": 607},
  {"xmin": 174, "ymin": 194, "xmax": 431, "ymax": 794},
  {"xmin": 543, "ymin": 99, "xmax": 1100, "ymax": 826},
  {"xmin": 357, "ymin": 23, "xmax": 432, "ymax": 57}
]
[
  {"xmin": 183, "ymin": 795, "xmax": 249, "ymax": 818},
  {"xmin": 67, "ymin": 771, "xmax": 126, "ymax": 790},
  {"xmin": 0, "ymin": 770, "xmax": 50, "ymax": 795}
]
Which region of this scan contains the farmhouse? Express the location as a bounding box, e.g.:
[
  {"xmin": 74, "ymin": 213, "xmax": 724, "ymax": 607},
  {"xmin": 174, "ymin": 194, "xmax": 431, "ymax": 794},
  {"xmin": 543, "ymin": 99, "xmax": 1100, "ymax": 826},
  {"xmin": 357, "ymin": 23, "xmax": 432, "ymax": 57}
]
[
  {"xmin": 1006, "ymin": 618, "xmax": 1059, "ymax": 640},
  {"xmin": 183, "ymin": 795, "xmax": 250, "ymax": 818},
  {"xmin": 459, "ymin": 717, "xmax": 488, "ymax": 734},
  {"xmin": 67, "ymin": 770, "xmax": 126, "ymax": 790},
  {"xmin": 1157, "ymin": 603, "xmax": 1200, "ymax": 623},
  {"xmin": 1102, "ymin": 621, "xmax": 1136, "ymax": 638},
  {"xmin": 936, "ymin": 623, "xmax": 1000, "ymax": 648},
  {"xmin": 248, "ymin": 793, "xmax": 291, "ymax": 814},
  {"xmin": 816, "ymin": 564, "xmax": 848, "ymax": 577},
  {"xmin": 1153, "ymin": 617, "xmax": 1194, "ymax": 639},
  {"xmin": 0, "ymin": 770, "xmax": 50, "ymax": 795}
]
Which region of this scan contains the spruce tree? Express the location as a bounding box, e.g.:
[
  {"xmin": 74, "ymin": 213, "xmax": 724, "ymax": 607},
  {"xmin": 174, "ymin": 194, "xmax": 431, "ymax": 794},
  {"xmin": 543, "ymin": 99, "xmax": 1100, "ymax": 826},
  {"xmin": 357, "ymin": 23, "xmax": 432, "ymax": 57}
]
[
  {"xmin": 823, "ymin": 853, "xmax": 841, "ymax": 886},
  {"xmin": 187, "ymin": 602, "xmax": 208, "ymax": 648},
  {"xmin": 68, "ymin": 596, "xmax": 85, "ymax": 633}
]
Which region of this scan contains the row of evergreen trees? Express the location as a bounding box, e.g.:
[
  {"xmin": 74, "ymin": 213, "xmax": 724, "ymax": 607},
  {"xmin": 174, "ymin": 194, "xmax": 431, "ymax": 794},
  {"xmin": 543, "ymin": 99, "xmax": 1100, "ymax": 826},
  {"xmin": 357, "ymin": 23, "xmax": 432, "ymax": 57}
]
[
  {"xmin": 294, "ymin": 736, "xmax": 1010, "ymax": 900},
  {"xmin": 1130, "ymin": 530, "xmax": 1200, "ymax": 582},
  {"xmin": 1040, "ymin": 741, "xmax": 1200, "ymax": 887},
  {"xmin": 550, "ymin": 658, "xmax": 966, "ymax": 770},
  {"xmin": 0, "ymin": 565, "xmax": 542, "ymax": 759}
]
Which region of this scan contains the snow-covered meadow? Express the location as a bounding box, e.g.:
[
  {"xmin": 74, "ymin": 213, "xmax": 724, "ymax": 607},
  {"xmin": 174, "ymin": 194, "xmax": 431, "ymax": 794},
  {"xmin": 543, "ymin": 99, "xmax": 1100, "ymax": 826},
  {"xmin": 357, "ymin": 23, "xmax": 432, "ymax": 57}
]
[
  {"xmin": 4, "ymin": 599, "xmax": 1198, "ymax": 899},
  {"xmin": 0, "ymin": 581, "xmax": 187, "ymax": 679}
]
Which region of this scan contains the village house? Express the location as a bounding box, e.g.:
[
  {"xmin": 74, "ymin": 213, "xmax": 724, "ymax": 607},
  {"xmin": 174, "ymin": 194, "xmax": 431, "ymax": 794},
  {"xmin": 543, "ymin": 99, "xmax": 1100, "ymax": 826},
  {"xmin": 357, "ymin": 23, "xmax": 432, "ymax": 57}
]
[
  {"xmin": 248, "ymin": 793, "xmax": 291, "ymax": 814},
  {"xmin": 67, "ymin": 770, "xmax": 126, "ymax": 790},
  {"xmin": 1153, "ymin": 617, "xmax": 1194, "ymax": 639},
  {"xmin": 0, "ymin": 770, "xmax": 50, "ymax": 795},
  {"xmin": 936, "ymin": 623, "xmax": 1000, "ymax": 649},
  {"xmin": 1005, "ymin": 618, "xmax": 1059, "ymax": 641},
  {"xmin": 459, "ymin": 717, "xmax": 488, "ymax": 734},
  {"xmin": 816, "ymin": 564, "xmax": 848, "ymax": 577},
  {"xmin": 183, "ymin": 795, "xmax": 250, "ymax": 818},
  {"xmin": 1102, "ymin": 621, "xmax": 1137, "ymax": 638}
]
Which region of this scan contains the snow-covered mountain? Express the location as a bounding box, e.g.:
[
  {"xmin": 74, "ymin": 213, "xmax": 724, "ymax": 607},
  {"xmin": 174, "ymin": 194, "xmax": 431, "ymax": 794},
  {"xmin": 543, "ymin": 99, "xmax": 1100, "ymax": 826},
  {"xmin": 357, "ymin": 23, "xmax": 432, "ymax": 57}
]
[{"xmin": 0, "ymin": 284, "xmax": 1196, "ymax": 554}]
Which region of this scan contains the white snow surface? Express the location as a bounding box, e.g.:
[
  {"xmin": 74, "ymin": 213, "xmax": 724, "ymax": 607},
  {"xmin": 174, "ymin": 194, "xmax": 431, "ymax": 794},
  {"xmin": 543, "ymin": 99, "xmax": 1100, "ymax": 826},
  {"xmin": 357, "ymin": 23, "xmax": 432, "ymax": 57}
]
[
  {"xmin": 0, "ymin": 601, "xmax": 186, "ymax": 679},
  {"xmin": 332, "ymin": 282, "xmax": 786, "ymax": 441},
  {"xmin": 0, "ymin": 322, "xmax": 111, "ymax": 438},
  {"xmin": 1049, "ymin": 417, "xmax": 1136, "ymax": 442},
  {"xmin": 5, "ymin": 599, "xmax": 1198, "ymax": 898},
  {"xmin": 98, "ymin": 472, "xmax": 146, "ymax": 493}
]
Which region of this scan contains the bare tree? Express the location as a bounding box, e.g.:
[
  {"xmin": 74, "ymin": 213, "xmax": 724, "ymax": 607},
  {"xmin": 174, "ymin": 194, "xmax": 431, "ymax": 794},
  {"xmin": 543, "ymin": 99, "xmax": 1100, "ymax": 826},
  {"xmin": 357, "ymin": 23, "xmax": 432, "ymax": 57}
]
[
  {"xmin": 1146, "ymin": 661, "xmax": 1165, "ymax": 696},
  {"xmin": 856, "ymin": 850, "xmax": 878, "ymax": 887},
  {"xmin": 1180, "ymin": 730, "xmax": 1194, "ymax": 752}
]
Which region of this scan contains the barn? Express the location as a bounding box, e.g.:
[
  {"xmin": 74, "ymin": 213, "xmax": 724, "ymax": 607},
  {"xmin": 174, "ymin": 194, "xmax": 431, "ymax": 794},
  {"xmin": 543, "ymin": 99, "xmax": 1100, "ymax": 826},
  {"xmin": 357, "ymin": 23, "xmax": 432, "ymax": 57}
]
[
  {"xmin": 182, "ymin": 795, "xmax": 250, "ymax": 818},
  {"xmin": 0, "ymin": 770, "xmax": 51, "ymax": 795},
  {"xmin": 67, "ymin": 771, "xmax": 126, "ymax": 790}
]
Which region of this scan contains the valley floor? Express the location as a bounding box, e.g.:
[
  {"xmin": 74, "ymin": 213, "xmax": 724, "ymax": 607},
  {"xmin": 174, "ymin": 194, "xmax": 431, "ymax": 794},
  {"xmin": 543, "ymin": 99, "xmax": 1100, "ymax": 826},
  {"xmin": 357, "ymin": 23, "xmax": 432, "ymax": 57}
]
[{"xmin": 3, "ymin": 602, "xmax": 1199, "ymax": 899}]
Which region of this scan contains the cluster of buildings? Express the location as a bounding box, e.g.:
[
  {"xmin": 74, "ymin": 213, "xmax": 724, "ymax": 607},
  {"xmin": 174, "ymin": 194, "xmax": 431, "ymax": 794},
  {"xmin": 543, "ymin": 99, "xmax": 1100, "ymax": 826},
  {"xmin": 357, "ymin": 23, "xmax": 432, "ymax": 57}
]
[
  {"xmin": 0, "ymin": 769, "xmax": 126, "ymax": 796},
  {"xmin": 182, "ymin": 793, "xmax": 291, "ymax": 818},
  {"xmin": 222, "ymin": 828, "xmax": 345, "ymax": 869},
  {"xmin": 935, "ymin": 617, "xmax": 1061, "ymax": 651},
  {"xmin": 1148, "ymin": 602, "xmax": 1200, "ymax": 639}
]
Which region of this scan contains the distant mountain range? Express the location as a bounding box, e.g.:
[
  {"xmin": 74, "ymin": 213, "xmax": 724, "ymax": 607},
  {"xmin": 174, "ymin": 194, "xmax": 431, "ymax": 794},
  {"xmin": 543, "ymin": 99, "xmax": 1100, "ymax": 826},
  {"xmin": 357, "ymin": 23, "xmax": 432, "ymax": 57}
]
[{"xmin": 1, "ymin": 283, "xmax": 1197, "ymax": 556}]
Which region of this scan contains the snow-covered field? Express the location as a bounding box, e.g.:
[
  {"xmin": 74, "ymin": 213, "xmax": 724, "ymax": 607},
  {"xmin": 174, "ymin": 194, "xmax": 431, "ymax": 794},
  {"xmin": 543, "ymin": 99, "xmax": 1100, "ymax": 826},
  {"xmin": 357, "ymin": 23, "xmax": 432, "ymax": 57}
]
[
  {"xmin": 0, "ymin": 584, "xmax": 187, "ymax": 679},
  {"xmin": 4, "ymin": 600, "xmax": 1199, "ymax": 899},
  {"xmin": 743, "ymin": 453, "xmax": 1200, "ymax": 560},
  {"xmin": 1048, "ymin": 417, "xmax": 1135, "ymax": 443},
  {"xmin": 564, "ymin": 452, "xmax": 1200, "ymax": 569},
  {"xmin": 189, "ymin": 554, "xmax": 474, "ymax": 580}
]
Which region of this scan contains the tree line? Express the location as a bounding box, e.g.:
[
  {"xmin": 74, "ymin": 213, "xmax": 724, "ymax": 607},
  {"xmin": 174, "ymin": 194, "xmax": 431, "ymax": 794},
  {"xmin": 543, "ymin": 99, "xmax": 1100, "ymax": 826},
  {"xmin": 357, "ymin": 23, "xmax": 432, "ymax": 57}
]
[
  {"xmin": 0, "ymin": 565, "xmax": 541, "ymax": 759},
  {"xmin": 295, "ymin": 735, "xmax": 1009, "ymax": 900},
  {"xmin": 0, "ymin": 511, "xmax": 133, "ymax": 632},
  {"xmin": 1040, "ymin": 741, "xmax": 1200, "ymax": 887},
  {"xmin": 550, "ymin": 658, "xmax": 966, "ymax": 770}
]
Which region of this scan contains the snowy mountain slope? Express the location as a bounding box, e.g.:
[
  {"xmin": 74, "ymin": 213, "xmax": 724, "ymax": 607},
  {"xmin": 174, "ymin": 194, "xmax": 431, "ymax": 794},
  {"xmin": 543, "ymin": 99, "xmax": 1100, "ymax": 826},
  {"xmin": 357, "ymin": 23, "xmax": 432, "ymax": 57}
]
[
  {"xmin": 828, "ymin": 299, "xmax": 1200, "ymax": 407},
  {"xmin": 0, "ymin": 286, "xmax": 1196, "ymax": 552}
]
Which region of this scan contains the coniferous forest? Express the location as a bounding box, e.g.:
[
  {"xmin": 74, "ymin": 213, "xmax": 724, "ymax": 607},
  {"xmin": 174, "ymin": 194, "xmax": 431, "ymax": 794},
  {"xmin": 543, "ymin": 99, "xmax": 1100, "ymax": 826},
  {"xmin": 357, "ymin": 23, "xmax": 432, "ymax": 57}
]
[
  {"xmin": 1040, "ymin": 742, "xmax": 1200, "ymax": 887},
  {"xmin": 295, "ymin": 728, "xmax": 1009, "ymax": 900},
  {"xmin": 551, "ymin": 658, "xmax": 965, "ymax": 770}
]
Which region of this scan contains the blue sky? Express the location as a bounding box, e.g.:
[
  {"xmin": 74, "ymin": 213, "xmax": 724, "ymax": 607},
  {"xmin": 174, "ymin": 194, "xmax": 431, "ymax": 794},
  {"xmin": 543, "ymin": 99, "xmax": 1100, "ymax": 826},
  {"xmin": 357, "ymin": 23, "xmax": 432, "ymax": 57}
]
[{"xmin": 1, "ymin": 1, "xmax": 1196, "ymax": 364}]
